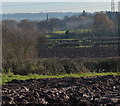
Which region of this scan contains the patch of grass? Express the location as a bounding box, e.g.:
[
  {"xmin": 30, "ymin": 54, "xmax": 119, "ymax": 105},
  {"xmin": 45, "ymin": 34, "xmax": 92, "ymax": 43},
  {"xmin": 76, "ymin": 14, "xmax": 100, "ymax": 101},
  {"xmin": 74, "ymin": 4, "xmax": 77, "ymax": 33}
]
[
  {"xmin": 44, "ymin": 35, "xmax": 51, "ymax": 38},
  {"xmin": 99, "ymin": 45, "xmax": 118, "ymax": 47},
  {"xmin": 60, "ymin": 45, "xmax": 93, "ymax": 48},
  {"xmin": 50, "ymin": 39, "xmax": 78, "ymax": 43},
  {"xmin": 75, "ymin": 46, "xmax": 92, "ymax": 48},
  {"xmin": 52, "ymin": 29, "xmax": 92, "ymax": 34},
  {"xmin": 53, "ymin": 31, "xmax": 66, "ymax": 34},
  {"xmin": 70, "ymin": 29, "xmax": 92, "ymax": 33},
  {"xmin": 51, "ymin": 39, "xmax": 76, "ymax": 41},
  {"xmin": 2, "ymin": 72, "xmax": 120, "ymax": 85}
]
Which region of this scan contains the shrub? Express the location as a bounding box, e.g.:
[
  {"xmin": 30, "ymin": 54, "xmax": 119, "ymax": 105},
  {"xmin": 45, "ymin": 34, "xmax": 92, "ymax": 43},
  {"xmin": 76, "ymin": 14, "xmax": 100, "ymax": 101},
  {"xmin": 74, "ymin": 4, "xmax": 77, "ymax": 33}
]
[{"xmin": 2, "ymin": 58, "xmax": 119, "ymax": 75}]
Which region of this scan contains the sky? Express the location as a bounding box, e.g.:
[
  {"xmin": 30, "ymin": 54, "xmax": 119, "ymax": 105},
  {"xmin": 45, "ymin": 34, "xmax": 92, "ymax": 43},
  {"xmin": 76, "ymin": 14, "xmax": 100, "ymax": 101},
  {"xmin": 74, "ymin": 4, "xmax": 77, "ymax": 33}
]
[
  {"xmin": 2, "ymin": 0, "xmax": 120, "ymax": 2},
  {"xmin": 1, "ymin": 1, "xmax": 119, "ymax": 14}
]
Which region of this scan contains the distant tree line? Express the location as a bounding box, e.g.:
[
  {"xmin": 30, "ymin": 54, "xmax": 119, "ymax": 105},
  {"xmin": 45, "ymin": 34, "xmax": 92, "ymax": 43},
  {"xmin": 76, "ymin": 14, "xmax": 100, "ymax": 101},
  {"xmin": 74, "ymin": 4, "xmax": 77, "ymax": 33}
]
[
  {"xmin": 2, "ymin": 12, "xmax": 118, "ymax": 62},
  {"xmin": 3, "ymin": 11, "xmax": 117, "ymax": 34}
]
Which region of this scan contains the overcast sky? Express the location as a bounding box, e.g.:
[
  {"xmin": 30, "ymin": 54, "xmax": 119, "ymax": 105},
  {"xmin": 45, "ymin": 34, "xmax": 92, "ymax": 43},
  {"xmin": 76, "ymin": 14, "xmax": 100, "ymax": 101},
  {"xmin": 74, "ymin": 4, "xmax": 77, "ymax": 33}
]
[
  {"xmin": 1, "ymin": 0, "xmax": 119, "ymax": 14},
  {"xmin": 2, "ymin": 0, "xmax": 120, "ymax": 2}
]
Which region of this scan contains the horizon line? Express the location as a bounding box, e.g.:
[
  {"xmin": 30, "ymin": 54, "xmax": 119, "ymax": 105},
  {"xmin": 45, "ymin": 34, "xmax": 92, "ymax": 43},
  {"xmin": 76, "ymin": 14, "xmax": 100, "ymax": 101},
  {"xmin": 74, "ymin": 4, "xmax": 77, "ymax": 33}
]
[{"xmin": 1, "ymin": 10, "xmax": 114, "ymax": 14}]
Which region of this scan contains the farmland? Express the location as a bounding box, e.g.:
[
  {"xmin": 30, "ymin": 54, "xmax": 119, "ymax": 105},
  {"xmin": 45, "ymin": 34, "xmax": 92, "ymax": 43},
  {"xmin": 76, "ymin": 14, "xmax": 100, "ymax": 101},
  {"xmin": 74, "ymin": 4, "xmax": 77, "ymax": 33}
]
[
  {"xmin": 2, "ymin": 27, "xmax": 120, "ymax": 105},
  {"xmin": 2, "ymin": 9, "xmax": 120, "ymax": 105},
  {"xmin": 38, "ymin": 47, "xmax": 119, "ymax": 58},
  {"xmin": 38, "ymin": 36, "xmax": 119, "ymax": 58},
  {"xmin": 2, "ymin": 75, "xmax": 120, "ymax": 105}
]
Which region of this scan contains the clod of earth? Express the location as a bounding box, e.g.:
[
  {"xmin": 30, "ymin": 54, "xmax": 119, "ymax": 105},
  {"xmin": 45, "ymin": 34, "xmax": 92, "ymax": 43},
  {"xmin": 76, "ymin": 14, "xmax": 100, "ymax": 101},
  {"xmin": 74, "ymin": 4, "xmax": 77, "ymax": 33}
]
[{"xmin": 2, "ymin": 75, "xmax": 120, "ymax": 105}]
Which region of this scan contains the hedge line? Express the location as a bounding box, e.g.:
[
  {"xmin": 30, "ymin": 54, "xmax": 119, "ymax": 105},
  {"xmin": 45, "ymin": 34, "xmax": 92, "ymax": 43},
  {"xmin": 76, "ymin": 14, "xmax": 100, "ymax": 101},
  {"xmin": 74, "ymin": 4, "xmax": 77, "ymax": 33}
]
[{"xmin": 2, "ymin": 58, "xmax": 120, "ymax": 75}]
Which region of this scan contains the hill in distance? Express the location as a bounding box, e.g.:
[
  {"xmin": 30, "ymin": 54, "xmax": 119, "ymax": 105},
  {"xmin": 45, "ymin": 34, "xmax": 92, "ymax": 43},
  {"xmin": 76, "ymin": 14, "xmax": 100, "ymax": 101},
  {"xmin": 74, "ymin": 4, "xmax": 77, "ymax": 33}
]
[{"xmin": 1, "ymin": 12, "xmax": 82, "ymax": 21}]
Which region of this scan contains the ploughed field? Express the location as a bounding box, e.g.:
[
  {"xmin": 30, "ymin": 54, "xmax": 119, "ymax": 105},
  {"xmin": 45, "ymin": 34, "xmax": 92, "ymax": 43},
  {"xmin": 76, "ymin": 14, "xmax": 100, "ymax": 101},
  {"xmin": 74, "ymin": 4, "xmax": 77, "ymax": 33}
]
[
  {"xmin": 2, "ymin": 75, "xmax": 120, "ymax": 105},
  {"xmin": 39, "ymin": 47, "xmax": 119, "ymax": 58},
  {"xmin": 39, "ymin": 37, "xmax": 120, "ymax": 58}
]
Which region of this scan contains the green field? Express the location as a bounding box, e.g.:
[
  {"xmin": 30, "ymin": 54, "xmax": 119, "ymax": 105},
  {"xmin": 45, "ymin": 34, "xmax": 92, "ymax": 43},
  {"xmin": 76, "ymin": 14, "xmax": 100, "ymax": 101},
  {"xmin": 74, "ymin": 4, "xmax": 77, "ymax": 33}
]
[
  {"xmin": 52, "ymin": 29, "xmax": 92, "ymax": 34},
  {"xmin": 53, "ymin": 31, "xmax": 66, "ymax": 34},
  {"xmin": 70, "ymin": 29, "xmax": 92, "ymax": 33},
  {"xmin": 51, "ymin": 39, "xmax": 77, "ymax": 40},
  {"xmin": 1, "ymin": 72, "xmax": 120, "ymax": 85}
]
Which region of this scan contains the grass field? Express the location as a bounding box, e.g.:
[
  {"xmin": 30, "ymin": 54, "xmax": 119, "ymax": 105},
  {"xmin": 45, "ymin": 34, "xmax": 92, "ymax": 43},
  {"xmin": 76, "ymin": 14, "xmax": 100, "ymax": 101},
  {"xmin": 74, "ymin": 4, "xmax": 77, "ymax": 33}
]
[
  {"xmin": 52, "ymin": 29, "xmax": 92, "ymax": 34},
  {"xmin": 75, "ymin": 46, "xmax": 92, "ymax": 48},
  {"xmin": 51, "ymin": 39, "xmax": 77, "ymax": 41},
  {"xmin": 53, "ymin": 31, "xmax": 66, "ymax": 34},
  {"xmin": 1, "ymin": 72, "xmax": 120, "ymax": 85},
  {"xmin": 70, "ymin": 29, "xmax": 92, "ymax": 33}
]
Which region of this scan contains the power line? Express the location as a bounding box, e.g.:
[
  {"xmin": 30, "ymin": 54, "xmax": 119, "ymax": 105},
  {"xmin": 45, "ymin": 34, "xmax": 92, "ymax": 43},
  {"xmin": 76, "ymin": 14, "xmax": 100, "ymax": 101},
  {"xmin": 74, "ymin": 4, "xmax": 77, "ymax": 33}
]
[{"xmin": 111, "ymin": 0, "xmax": 115, "ymax": 12}]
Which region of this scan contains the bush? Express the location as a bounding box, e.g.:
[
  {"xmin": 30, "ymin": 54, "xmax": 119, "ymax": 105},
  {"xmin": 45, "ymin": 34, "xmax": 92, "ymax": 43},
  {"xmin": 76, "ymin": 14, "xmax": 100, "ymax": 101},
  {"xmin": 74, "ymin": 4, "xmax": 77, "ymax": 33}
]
[
  {"xmin": 84, "ymin": 59, "xmax": 119, "ymax": 72},
  {"xmin": 2, "ymin": 58, "xmax": 119, "ymax": 75}
]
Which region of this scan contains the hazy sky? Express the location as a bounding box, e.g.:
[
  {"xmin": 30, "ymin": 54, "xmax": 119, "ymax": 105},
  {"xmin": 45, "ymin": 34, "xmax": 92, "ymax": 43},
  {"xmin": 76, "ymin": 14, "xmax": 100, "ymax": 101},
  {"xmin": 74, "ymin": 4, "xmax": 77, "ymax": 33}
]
[
  {"xmin": 1, "ymin": 1, "xmax": 119, "ymax": 14},
  {"xmin": 2, "ymin": 0, "xmax": 120, "ymax": 2}
]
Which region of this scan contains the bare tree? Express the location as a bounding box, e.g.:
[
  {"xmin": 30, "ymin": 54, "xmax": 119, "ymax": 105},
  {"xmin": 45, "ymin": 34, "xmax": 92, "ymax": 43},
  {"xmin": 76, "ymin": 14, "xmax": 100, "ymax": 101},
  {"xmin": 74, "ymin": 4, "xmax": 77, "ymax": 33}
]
[{"xmin": 2, "ymin": 23, "xmax": 47, "ymax": 62}]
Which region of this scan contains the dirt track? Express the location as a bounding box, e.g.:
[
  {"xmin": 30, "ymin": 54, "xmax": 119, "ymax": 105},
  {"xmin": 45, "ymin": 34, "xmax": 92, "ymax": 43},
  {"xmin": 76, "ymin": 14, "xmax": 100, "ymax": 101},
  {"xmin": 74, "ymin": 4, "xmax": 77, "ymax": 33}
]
[{"xmin": 2, "ymin": 75, "xmax": 120, "ymax": 105}]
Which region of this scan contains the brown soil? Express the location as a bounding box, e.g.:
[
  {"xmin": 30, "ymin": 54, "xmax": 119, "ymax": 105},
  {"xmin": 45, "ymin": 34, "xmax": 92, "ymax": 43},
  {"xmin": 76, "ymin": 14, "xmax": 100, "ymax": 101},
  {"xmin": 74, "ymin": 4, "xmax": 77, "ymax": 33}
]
[{"xmin": 2, "ymin": 75, "xmax": 120, "ymax": 106}]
